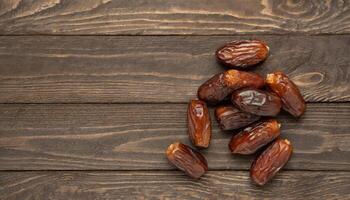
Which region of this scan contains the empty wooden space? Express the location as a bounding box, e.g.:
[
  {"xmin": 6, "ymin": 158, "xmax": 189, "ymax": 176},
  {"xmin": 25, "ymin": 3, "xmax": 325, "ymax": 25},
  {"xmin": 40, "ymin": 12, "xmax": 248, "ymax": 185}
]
[
  {"xmin": 0, "ymin": 0, "xmax": 350, "ymax": 199},
  {"xmin": 0, "ymin": 0, "xmax": 349, "ymax": 35}
]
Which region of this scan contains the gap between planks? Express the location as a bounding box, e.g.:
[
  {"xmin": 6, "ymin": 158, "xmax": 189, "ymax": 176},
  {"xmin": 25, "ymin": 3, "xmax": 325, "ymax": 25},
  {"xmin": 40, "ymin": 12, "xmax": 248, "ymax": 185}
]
[
  {"xmin": 0, "ymin": 102, "xmax": 348, "ymax": 105},
  {"xmin": 1, "ymin": 169, "xmax": 350, "ymax": 172},
  {"xmin": 3, "ymin": 33, "xmax": 350, "ymax": 37}
]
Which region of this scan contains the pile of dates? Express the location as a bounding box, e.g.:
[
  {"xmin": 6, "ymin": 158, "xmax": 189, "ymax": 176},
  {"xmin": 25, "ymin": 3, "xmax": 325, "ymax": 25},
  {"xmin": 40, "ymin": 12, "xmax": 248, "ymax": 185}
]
[{"xmin": 166, "ymin": 40, "xmax": 306, "ymax": 186}]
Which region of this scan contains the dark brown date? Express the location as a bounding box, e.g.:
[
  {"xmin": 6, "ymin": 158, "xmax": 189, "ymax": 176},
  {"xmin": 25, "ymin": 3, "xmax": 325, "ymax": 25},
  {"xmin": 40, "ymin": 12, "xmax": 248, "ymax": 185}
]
[
  {"xmin": 197, "ymin": 73, "xmax": 232, "ymax": 104},
  {"xmin": 187, "ymin": 100, "xmax": 211, "ymax": 148},
  {"xmin": 250, "ymin": 138, "xmax": 293, "ymax": 186},
  {"xmin": 216, "ymin": 40, "xmax": 269, "ymax": 69},
  {"xmin": 266, "ymin": 71, "xmax": 306, "ymax": 117},
  {"xmin": 224, "ymin": 70, "xmax": 265, "ymax": 91},
  {"xmin": 229, "ymin": 119, "xmax": 281, "ymax": 154},
  {"xmin": 231, "ymin": 88, "xmax": 282, "ymax": 116},
  {"xmin": 215, "ymin": 105, "xmax": 260, "ymax": 130},
  {"xmin": 166, "ymin": 142, "xmax": 208, "ymax": 179},
  {"xmin": 198, "ymin": 70, "xmax": 265, "ymax": 104}
]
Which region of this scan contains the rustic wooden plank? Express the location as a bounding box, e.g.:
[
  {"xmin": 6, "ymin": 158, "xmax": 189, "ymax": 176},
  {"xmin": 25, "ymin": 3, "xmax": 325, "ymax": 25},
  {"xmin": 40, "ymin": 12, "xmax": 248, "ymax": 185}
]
[
  {"xmin": 1, "ymin": 171, "xmax": 350, "ymax": 200},
  {"xmin": 0, "ymin": 103, "xmax": 349, "ymax": 170},
  {"xmin": 0, "ymin": 0, "xmax": 349, "ymax": 35},
  {"xmin": 0, "ymin": 35, "xmax": 349, "ymax": 103}
]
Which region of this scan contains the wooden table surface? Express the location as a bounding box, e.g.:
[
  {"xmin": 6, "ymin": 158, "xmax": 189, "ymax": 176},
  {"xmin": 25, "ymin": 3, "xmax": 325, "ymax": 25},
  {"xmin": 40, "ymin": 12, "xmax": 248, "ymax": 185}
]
[{"xmin": 0, "ymin": 1, "xmax": 349, "ymax": 199}]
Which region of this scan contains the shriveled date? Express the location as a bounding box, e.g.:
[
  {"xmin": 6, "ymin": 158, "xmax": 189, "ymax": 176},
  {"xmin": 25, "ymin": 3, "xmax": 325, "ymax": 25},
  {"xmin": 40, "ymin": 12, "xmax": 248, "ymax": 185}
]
[
  {"xmin": 231, "ymin": 88, "xmax": 282, "ymax": 116},
  {"xmin": 229, "ymin": 119, "xmax": 281, "ymax": 155},
  {"xmin": 198, "ymin": 70, "xmax": 264, "ymax": 104},
  {"xmin": 166, "ymin": 142, "xmax": 208, "ymax": 179},
  {"xmin": 266, "ymin": 71, "xmax": 306, "ymax": 117},
  {"xmin": 215, "ymin": 105, "xmax": 260, "ymax": 130},
  {"xmin": 187, "ymin": 100, "xmax": 211, "ymax": 148},
  {"xmin": 250, "ymin": 139, "xmax": 293, "ymax": 186},
  {"xmin": 216, "ymin": 40, "xmax": 269, "ymax": 69}
]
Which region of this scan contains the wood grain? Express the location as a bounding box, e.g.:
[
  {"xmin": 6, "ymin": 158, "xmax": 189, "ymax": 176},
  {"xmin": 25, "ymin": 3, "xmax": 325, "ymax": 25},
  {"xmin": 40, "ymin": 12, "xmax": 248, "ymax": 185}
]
[
  {"xmin": 0, "ymin": 103, "xmax": 349, "ymax": 170},
  {"xmin": 1, "ymin": 171, "xmax": 350, "ymax": 200},
  {"xmin": 0, "ymin": 35, "xmax": 349, "ymax": 103},
  {"xmin": 0, "ymin": 0, "xmax": 349, "ymax": 35}
]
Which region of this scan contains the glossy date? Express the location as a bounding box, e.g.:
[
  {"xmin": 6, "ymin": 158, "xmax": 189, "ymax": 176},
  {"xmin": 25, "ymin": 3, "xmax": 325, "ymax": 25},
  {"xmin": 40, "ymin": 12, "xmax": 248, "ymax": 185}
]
[
  {"xmin": 216, "ymin": 40, "xmax": 269, "ymax": 69},
  {"xmin": 266, "ymin": 71, "xmax": 306, "ymax": 117},
  {"xmin": 215, "ymin": 105, "xmax": 260, "ymax": 130},
  {"xmin": 187, "ymin": 100, "xmax": 211, "ymax": 148},
  {"xmin": 198, "ymin": 70, "xmax": 265, "ymax": 104},
  {"xmin": 229, "ymin": 119, "xmax": 281, "ymax": 155},
  {"xmin": 197, "ymin": 72, "xmax": 232, "ymax": 104},
  {"xmin": 231, "ymin": 88, "xmax": 282, "ymax": 116},
  {"xmin": 250, "ymin": 139, "xmax": 293, "ymax": 186},
  {"xmin": 166, "ymin": 142, "xmax": 208, "ymax": 179}
]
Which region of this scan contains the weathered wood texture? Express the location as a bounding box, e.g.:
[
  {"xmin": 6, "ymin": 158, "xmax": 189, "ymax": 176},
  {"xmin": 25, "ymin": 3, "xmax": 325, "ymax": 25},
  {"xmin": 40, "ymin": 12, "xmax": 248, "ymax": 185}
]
[
  {"xmin": 0, "ymin": 0, "xmax": 349, "ymax": 35},
  {"xmin": 0, "ymin": 103, "xmax": 349, "ymax": 170},
  {"xmin": 1, "ymin": 1, "xmax": 349, "ymax": 199},
  {"xmin": 0, "ymin": 35, "xmax": 349, "ymax": 103},
  {"xmin": 1, "ymin": 171, "xmax": 350, "ymax": 200}
]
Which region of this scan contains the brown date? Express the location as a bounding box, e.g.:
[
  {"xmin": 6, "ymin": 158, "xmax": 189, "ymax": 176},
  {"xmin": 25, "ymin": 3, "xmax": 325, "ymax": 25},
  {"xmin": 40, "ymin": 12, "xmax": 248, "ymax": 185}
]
[
  {"xmin": 198, "ymin": 70, "xmax": 265, "ymax": 104},
  {"xmin": 231, "ymin": 88, "xmax": 282, "ymax": 116},
  {"xmin": 197, "ymin": 73, "xmax": 232, "ymax": 105},
  {"xmin": 216, "ymin": 40, "xmax": 269, "ymax": 69},
  {"xmin": 187, "ymin": 100, "xmax": 211, "ymax": 148},
  {"xmin": 266, "ymin": 71, "xmax": 306, "ymax": 117},
  {"xmin": 166, "ymin": 142, "xmax": 208, "ymax": 179},
  {"xmin": 215, "ymin": 105, "xmax": 260, "ymax": 130},
  {"xmin": 229, "ymin": 119, "xmax": 281, "ymax": 155},
  {"xmin": 250, "ymin": 138, "xmax": 293, "ymax": 186}
]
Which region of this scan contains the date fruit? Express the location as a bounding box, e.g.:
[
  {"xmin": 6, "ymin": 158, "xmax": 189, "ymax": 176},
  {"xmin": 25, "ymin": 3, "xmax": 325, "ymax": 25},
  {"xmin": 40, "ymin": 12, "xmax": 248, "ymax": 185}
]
[
  {"xmin": 216, "ymin": 40, "xmax": 269, "ymax": 69},
  {"xmin": 198, "ymin": 69, "xmax": 265, "ymax": 104},
  {"xmin": 231, "ymin": 88, "xmax": 282, "ymax": 116},
  {"xmin": 250, "ymin": 138, "xmax": 293, "ymax": 186},
  {"xmin": 266, "ymin": 71, "xmax": 306, "ymax": 117},
  {"xmin": 215, "ymin": 105, "xmax": 260, "ymax": 130},
  {"xmin": 187, "ymin": 100, "xmax": 211, "ymax": 148},
  {"xmin": 197, "ymin": 73, "xmax": 232, "ymax": 105},
  {"xmin": 166, "ymin": 142, "xmax": 208, "ymax": 179},
  {"xmin": 229, "ymin": 119, "xmax": 281, "ymax": 154}
]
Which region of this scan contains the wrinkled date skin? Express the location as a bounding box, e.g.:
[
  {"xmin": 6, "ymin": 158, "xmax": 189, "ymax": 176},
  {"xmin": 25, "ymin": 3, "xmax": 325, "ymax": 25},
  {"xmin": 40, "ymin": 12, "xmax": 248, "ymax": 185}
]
[
  {"xmin": 229, "ymin": 119, "xmax": 281, "ymax": 155},
  {"xmin": 197, "ymin": 73, "xmax": 232, "ymax": 105},
  {"xmin": 266, "ymin": 71, "xmax": 306, "ymax": 117},
  {"xmin": 231, "ymin": 88, "xmax": 282, "ymax": 116},
  {"xmin": 216, "ymin": 40, "xmax": 269, "ymax": 69},
  {"xmin": 198, "ymin": 70, "xmax": 265, "ymax": 104},
  {"xmin": 250, "ymin": 139, "xmax": 293, "ymax": 186},
  {"xmin": 166, "ymin": 142, "xmax": 208, "ymax": 179},
  {"xmin": 187, "ymin": 100, "xmax": 211, "ymax": 148},
  {"xmin": 215, "ymin": 105, "xmax": 260, "ymax": 130}
]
